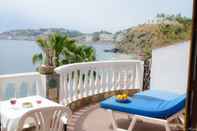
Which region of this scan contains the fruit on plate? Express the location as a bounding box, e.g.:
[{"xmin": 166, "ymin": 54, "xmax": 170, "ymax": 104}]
[{"xmin": 116, "ymin": 93, "xmax": 128, "ymax": 100}]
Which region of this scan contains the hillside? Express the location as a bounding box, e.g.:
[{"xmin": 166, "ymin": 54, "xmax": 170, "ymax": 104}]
[
  {"xmin": 0, "ymin": 28, "xmax": 115, "ymax": 42},
  {"xmin": 116, "ymin": 14, "xmax": 192, "ymax": 59}
]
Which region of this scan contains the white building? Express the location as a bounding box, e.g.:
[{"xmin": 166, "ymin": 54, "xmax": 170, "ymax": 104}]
[{"xmin": 99, "ymin": 33, "xmax": 114, "ymax": 41}]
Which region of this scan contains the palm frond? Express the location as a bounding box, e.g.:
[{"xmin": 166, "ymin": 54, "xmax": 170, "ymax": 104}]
[
  {"xmin": 36, "ymin": 37, "xmax": 48, "ymax": 50},
  {"xmin": 32, "ymin": 53, "xmax": 43, "ymax": 64}
]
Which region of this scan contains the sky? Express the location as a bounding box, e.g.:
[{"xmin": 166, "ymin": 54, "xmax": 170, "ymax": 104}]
[{"xmin": 0, "ymin": 0, "xmax": 193, "ymax": 33}]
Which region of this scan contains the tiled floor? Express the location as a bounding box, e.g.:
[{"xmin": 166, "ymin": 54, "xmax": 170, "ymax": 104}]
[{"xmin": 67, "ymin": 104, "xmax": 184, "ymax": 131}]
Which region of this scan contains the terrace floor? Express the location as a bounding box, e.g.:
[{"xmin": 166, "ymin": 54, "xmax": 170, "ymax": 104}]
[{"xmin": 67, "ymin": 104, "xmax": 184, "ymax": 131}]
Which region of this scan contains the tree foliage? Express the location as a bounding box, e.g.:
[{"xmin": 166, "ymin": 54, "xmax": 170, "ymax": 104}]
[
  {"xmin": 156, "ymin": 13, "xmax": 192, "ymax": 44},
  {"xmin": 32, "ymin": 33, "xmax": 96, "ymax": 69}
]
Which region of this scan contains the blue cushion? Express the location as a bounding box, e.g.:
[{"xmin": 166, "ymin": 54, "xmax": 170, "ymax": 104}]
[
  {"xmin": 134, "ymin": 90, "xmax": 181, "ymax": 101},
  {"xmin": 100, "ymin": 90, "xmax": 186, "ymax": 119}
]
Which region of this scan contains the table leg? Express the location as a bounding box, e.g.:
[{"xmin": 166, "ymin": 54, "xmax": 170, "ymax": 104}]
[{"xmin": 107, "ymin": 110, "xmax": 118, "ymax": 131}]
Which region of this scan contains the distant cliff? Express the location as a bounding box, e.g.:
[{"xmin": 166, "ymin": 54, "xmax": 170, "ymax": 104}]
[{"xmin": 116, "ymin": 14, "xmax": 192, "ymax": 59}]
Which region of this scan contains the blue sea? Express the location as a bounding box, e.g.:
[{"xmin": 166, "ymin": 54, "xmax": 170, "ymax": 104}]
[{"xmin": 0, "ymin": 40, "xmax": 133, "ymax": 74}]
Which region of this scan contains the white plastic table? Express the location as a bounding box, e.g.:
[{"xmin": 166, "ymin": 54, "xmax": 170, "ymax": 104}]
[{"xmin": 0, "ymin": 96, "xmax": 63, "ymax": 131}]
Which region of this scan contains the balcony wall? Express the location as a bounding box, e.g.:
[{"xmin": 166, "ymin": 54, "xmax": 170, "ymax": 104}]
[
  {"xmin": 0, "ymin": 60, "xmax": 144, "ymax": 105},
  {"xmin": 0, "ymin": 72, "xmax": 46, "ymax": 101}
]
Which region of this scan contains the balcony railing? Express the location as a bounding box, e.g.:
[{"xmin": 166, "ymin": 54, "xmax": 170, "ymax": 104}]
[
  {"xmin": 0, "ymin": 72, "xmax": 45, "ymax": 100},
  {"xmin": 55, "ymin": 60, "xmax": 144, "ymax": 104},
  {"xmin": 0, "ymin": 60, "xmax": 144, "ymax": 103}
]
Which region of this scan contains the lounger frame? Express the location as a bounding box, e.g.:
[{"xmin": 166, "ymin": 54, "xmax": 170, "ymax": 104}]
[{"xmin": 106, "ymin": 109, "xmax": 184, "ymax": 131}]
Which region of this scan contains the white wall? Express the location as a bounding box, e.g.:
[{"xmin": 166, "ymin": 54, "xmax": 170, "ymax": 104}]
[{"xmin": 150, "ymin": 42, "xmax": 190, "ymax": 94}]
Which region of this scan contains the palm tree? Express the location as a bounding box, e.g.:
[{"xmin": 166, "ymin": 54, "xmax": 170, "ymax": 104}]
[
  {"xmin": 32, "ymin": 33, "xmax": 96, "ymax": 73},
  {"xmin": 60, "ymin": 44, "xmax": 96, "ymax": 64}
]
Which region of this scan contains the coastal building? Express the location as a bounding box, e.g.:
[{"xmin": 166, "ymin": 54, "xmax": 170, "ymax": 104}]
[
  {"xmin": 99, "ymin": 33, "xmax": 114, "ymax": 41},
  {"xmin": 85, "ymin": 34, "xmax": 93, "ymax": 42}
]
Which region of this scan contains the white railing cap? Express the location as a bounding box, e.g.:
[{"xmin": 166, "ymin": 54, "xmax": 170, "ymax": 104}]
[
  {"xmin": 0, "ymin": 72, "xmax": 40, "ymax": 79},
  {"xmin": 55, "ymin": 60, "xmax": 144, "ymax": 73}
]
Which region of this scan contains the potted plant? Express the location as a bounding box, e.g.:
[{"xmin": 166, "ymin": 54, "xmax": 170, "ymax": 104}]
[{"xmin": 32, "ymin": 36, "xmax": 55, "ymax": 74}]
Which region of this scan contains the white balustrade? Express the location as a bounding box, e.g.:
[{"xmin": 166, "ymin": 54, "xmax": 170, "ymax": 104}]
[
  {"xmin": 55, "ymin": 60, "xmax": 144, "ymax": 105},
  {"xmin": 0, "ymin": 72, "xmax": 45, "ymax": 101},
  {"xmin": 0, "ymin": 60, "xmax": 144, "ymax": 104}
]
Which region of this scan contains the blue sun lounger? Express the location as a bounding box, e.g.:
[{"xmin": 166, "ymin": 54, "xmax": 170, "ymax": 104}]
[{"xmin": 100, "ymin": 90, "xmax": 186, "ymax": 131}]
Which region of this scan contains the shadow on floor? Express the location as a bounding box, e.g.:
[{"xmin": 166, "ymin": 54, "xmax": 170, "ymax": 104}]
[{"xmin": 70, "ymin": 104, "xmax": 183, "ymax": 131}]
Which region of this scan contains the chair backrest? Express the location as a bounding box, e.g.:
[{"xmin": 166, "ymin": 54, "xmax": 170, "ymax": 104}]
[
  {"xmin": 17, "ymin": 106, "xmax": 69, "ymax": 131},
  {"xmin": 150, "ymin": 42, "xmax": 190, "ymax": 94}
]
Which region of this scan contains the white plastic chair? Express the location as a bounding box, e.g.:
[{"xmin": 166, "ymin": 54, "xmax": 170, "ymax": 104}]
[
  {"xmin": 16, "ymin": 106, "xmax": 71, "ymax": 131},
  {"xmin": 1, "ymin": 120, "xmax": 9, "ymax": 131}
]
